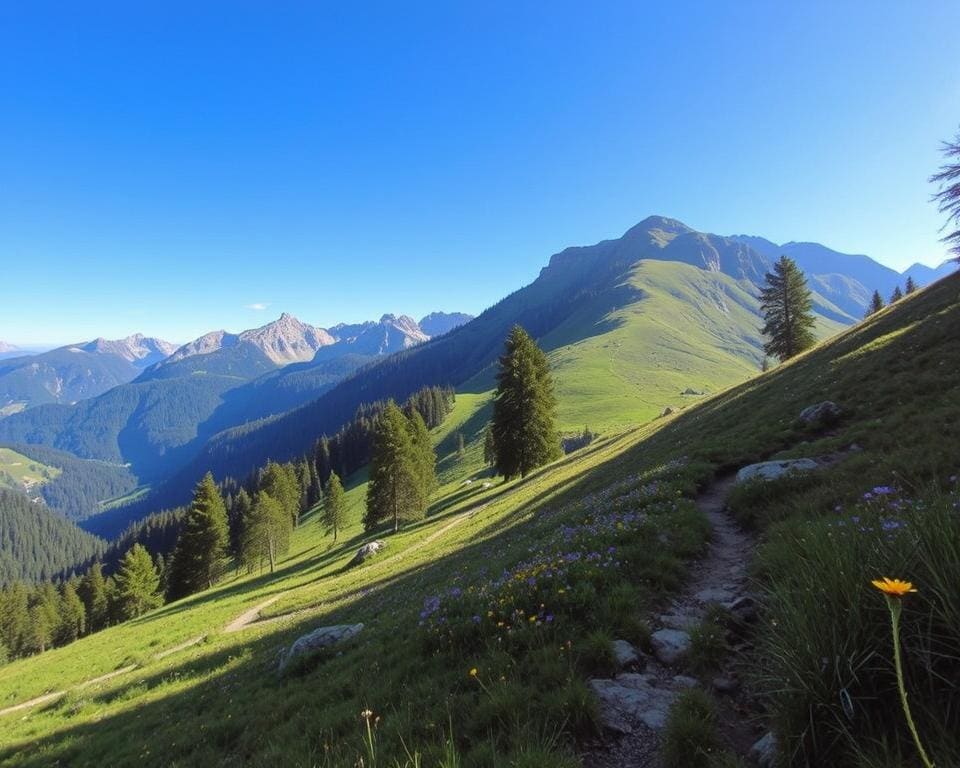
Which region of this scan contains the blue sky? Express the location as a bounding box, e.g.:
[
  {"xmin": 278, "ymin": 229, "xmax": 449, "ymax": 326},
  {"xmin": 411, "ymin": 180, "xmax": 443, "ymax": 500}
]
[{"xmin": 1, "ymin": 2, "xmax": 958, "ymax": 346}]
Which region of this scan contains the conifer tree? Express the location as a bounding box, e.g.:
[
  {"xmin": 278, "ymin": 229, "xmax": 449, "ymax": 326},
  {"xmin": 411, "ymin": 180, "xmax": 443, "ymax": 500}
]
[
  {"xmin": 241, "ymin": 492, "xmax": 290, "ymax": 573},
  {"xmin": 905, "ymin": 275, "xmax": 918, "ymax": 294},
  {"xmin": 491, "ymin": 325, "xmax": 561, "ymax": 479},
  {"xmin": 57, "ymin": 581, "xmax": 86, "ymax": 643},
  {"xmin": 114, "ymin": 544, "xmax": 163, "ymax": 619},
  {"xmin": 456, "ymin": 432, "xmax": 465, "ymax": 459},
  {"xmin": 0, "ymin": 583, "xmax": 30, "ymax": 657},
  {"xmin": 759, "ymin": 256, "xmax": 817, "ymax": 362},
  {"xmin": 167, "ymin": 472, "xmax": 230, "ymax": 599},
  {"xmin": 890, "ymin": 285, "xmax": 903, "ymax": 303},
  {"xmin": 260, "ymin": 461, "xmax": 301, "ymax": 527},
  {"xmin": 365, "ymin": 402, "xmax": 422, "ymax": 532},
  {"xmin": 78, "ymin": 562, "xmax": 109, "ymax": 632},
  {"xmin": 321, "ymin": 472, "xmax": 347, "ymax": 542},
  {"xmin": 26, "ymin": 584, "xmax": 59, "ymax": 654},
  {"xmin": 407, "ymin": 407, "xmax": 437, "ymax": 506},
  {"xmin": 866, "ymin": 289, "xmax": 885, "ymax": 317},
  {"xmin": 930, "ymin": 126, "xmax": 960, "ymax": 261},
  {"xmin": 483, "ymin": 423, "xmax": 496, "ymax": 467}
]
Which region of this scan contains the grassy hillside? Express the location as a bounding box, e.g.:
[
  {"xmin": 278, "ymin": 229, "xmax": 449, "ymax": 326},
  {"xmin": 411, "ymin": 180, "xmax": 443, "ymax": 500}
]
[
  {"xmin": 0, "ymin": 447, "xmax": 60, "ymax": 495},
  {"xmin": 1, "ymin": 273, "xmax": 954, "ymax": 765}
]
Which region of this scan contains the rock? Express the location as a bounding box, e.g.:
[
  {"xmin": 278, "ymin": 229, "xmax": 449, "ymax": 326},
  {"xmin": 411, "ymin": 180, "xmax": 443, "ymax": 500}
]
[
  {"xmin": 723, "ymin": 595, "xmax": 758, "ymax": 623},
  {"xmin": 612, "ymin": 640, "xmax": 642, "ymax": 670},
  {"xmin": 735, "ymin": 459, "xmax": 818, "ymax": 484},
  {"xmin": 349, "ymin": 540, "xmax": 386, "ymax": 567},
  {"xmin": 750, "ymin": 731, "xmax": 778, "ymax": 768},
  {"xmin": 799, "ymin": 401, "xmax": 842, "ymax": 426},
  {"xmin": 682, "ymin": 388, "xmax": 705, "ymax": 395},
  {"xmin": 651, "ymin": 628, "xmax": 691, "ymax": 665},
  {"xmin": 589, "ymin": 674, "xmax": 678, "ymax": 732},
  {"xmin": 660, "ymin": 406, "xmax": 679, "ymax": 417},
  {"xmin": 659, "ymin": 611, "xmax": 698, "ymax": 631},
  {"xmin": 712, "ymin": 675, "xmax": 739, "ymax": 694},
  {"xmin": 278, "ymin": 623, "xmax": 364, "ymax": 673},
  {"xmin": 671, "ymin": 675, "xmax": 699, "ymax": 689},
  {"xmin": 695, "ymin": 586, "xmax": 735, "ymax": 604},
  {"xmin": 481, "ymin": 482, "xmax": 492, "ymax": 489}
]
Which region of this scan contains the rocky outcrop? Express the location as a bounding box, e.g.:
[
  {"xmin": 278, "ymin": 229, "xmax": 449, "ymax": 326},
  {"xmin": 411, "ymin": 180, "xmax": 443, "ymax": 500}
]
[
  {"xmin": 612, "ymin": 640, "xmax": 643, "ymax": 670},
  {"xmin": 735, "ymin": 458, "xmax": 818, "ymax": 484},
  {"xmin": 278, "ymin": 623, "xmax": 364, "ymax": 673},
  {"xmin": 349, "ymin": 540, "xmax": 386, "ymax": 567},
  {"xmin": 798, "ymin": 401, "xmax": 843, "ymax": 426},
  {"xmin": 589, "ymin": 674, "xmax": 679, "ymax": 733},
  {"xmin": 650, "ymin": 628, "xmax": 691, "ymax": 665}
]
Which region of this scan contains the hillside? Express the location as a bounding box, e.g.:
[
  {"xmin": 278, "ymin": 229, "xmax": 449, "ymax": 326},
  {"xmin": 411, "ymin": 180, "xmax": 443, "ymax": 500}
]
[{"xmin": 0, "ymin": 271, "xmax": 955, "ymax": 767}]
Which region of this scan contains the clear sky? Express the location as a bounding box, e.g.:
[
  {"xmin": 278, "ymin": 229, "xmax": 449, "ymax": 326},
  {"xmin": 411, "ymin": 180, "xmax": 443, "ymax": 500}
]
[{"xmin": 1, "ymin": 1, "xmax": 958, "ymax": 346}]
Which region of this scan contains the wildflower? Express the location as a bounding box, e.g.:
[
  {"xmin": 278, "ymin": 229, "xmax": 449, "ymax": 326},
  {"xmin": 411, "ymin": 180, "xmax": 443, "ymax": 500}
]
[
  {"xmin": 469, "ymin": 667, "xmax": 478, "ymax": 677},
  {"xmin": 871, "ymin": 578, "xmax": 917, "ymax": 597},
  {"xmin": 361, "ymin": 708, "xmax": 373, "ymax": 720}
]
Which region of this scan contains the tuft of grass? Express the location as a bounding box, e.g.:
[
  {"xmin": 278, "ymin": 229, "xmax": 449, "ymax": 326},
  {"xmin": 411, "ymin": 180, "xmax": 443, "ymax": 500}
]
[
  {"xmin": 687, "ymin": 611, "xmax": 729, "ymax": 675},
  {"xmin": 662, "ymin": 689, "xmax": 722, "ymax": 768}
]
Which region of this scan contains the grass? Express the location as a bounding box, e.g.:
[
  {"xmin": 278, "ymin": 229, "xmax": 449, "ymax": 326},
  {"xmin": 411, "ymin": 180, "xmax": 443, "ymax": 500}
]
[
  {"xmin": 0, "ymin": 274, "xmax": 957, "ymax": 766},
  {"xmin": 0, "ymin": 445, "xmax": 61, "ymax": 493},
  {"xmin": 662, "ymin": 689, "xmax": 724, "ymax": 768}
]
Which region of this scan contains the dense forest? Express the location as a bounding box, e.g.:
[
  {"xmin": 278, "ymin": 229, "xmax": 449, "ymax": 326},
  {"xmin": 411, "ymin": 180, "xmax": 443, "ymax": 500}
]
[{"xmin": 0, "ymin": 489, "xmax": 104, "ymax": 585}]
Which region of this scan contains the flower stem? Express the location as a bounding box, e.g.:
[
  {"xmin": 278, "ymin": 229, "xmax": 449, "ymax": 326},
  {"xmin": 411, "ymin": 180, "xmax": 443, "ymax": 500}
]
[{"xmin": 888, "ymin": 597, "xmax": 935, "ymax": 768}]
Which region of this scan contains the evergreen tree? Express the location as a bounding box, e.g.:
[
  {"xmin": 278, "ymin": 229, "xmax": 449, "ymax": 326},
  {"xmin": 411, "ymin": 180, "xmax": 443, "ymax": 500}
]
[
  {"xmin": 456, "ymin": 432, "xmax": 465, "ymax": 459},
  {"xmin": 490, "ymin": 325, "xmax": 560, "ymax": 479},
  {"xmin": 930, "ymin": 126, "xmax": 960, "ymax": 260},
  {"xmin": 0, "ymin": 583, "xmax": 29, "ymax": 657},
  {"xmin": 167, "ymin": 472, "xmax": 230, "ymax": 599},
  {"xmin": 890, "ymin": 285, "xmax": 903, "ymax": 303},
  {"xmin": 905, "ymin": 275, "xmax": 918, "ymax": 294},
  {"xmin": 365, "ymin": 402, "xmax": 422, "ymax": 532},
  {"xmin": 407, "ymin": 408, "xmax": 437, "ymax": 506},
  {"xmin": 866, "ymin": 289, "xmax": 885, "ymax": 317},
  {"xmin": 483, "ymin": 423, "xmax": 496, "ymax": 466},
  {"xmin": 57, "ymin": 581, "xmax": 86, "ymax": 644},
  {"xmin": 26, "ymin": 584, "xmax": 59, "ymax": 654},
  {"xmin": 759, "ymin": 256, "xmax": 817, "ymax": 362},
  {"xmin": 229, "ymin": 488, "xmax": 253, "ymax": 561},
  {"xmin": 78, "ymin": 562, "xmax": 109, "ymax": 632},
  {"xmin": 761, "ymin": 356, "xmax": 770, "ymax": 372},
  {"xmin": 114, "ymin": 544, "xmax": 163, "ymax": 619},
  {"xmin": 241, "ymin": 492, "xmax": 290, "ymax": 573},
  {"xmin": 321, "ymin": 472, "xmax": 347, "ymax": 542},
  {"xmin": 260, "ymin": 462, "xmax": 301, "ymax": 527}
]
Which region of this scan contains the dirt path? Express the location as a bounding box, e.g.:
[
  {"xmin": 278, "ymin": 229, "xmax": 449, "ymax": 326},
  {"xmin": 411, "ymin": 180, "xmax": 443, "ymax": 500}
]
[
  {"xmin": 583, "ymin": 473, "xmax": 757, "ymax": 767},
  {"xmin": 225, "ymin": 503, "xmax": 482, "ymax": 633},
  {"xmin": 0, "ymin": 635, "xmax": 205, "ymax": 718}
]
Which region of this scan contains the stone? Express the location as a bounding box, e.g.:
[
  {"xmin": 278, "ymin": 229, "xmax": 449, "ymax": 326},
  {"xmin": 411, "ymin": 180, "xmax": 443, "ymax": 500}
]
[
  {"xmin": 660, "ymin": 406, "xmax": 679, "ymax": 417},
  {"xmin": 659, "ymin": 612, "xmax": 698, "ymax": 631},
  {"xmin": 612, "ymin": 639, "xmax": 642, "ymax": 670},
  {"xmin": 589, "ymin": 673, "xmax": 678, "ymax": 732},
  {"xmin": 750, "ymin": 731, "xmax": 778, "ymax": 768},
  {"xmin": 712, "ymin": 675, "xmax": 739, "ymax": 694},
  {"xmin": 724, "ymin": 595, "xmax": 758, "ymax": 623},
  {"xmin": 671, "ymin": 675, "xmax": 699, "ymax": 689},
  {"xmin": 278, "ymin": 623, "xmax": 364, "ymax": 673},
  {"xmin": 799, "ymin": 401, "xmax": 842, "ymax": 426},
  {"xmin": 481, "ymin": 482, "xmax": 492, "ymax": 489},
  {"xmin": 651, "ymin": 628, "xmax": 691, "ymax": 665},
  {"xmin": 735, "ymin": 459, "xmax": 818, "ymax": 484},
  {"xmin": 695, "ymin": 586, "xmax": 735, "ymax": 604},
  {"xmin": 349, "ymin": 540, "xmax": 386, "ymax": 567}
]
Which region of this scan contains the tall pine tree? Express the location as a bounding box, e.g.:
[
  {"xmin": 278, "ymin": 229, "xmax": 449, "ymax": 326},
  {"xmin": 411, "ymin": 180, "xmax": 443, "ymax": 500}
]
[
  {"xmin": 905, "ymin": 275, "xmax": 918, "ymax": 294},
  {"xmin": 321, "ymin": 472, "xmax": 347, "ymax": 542},
  {"xmin": 890, "ymin": 285, "xmax": 904, "ymax": 303},
  {"xmin": 114, "ymin": 544, "xmax": 162, "ymax": 619},
  {"xmin": 78, "ymin": 562, "xmax": 109, "ymax": 632},
  {"xmin": 167, "ymin": 472, "xmax": 230, "ymax": 599},
  {"xmin": 759, "ymin": 256, "xmax": 817, "ymax": 362},
  {"xmin": 866, "ymin": 289, "xmax": 885, "ymax": 317},
  {"xmin": 491, "ymin": 325, "xmax": 560, "ymax": 479},
  {"xmin": 241, "ymin": 492, "xmax": 291, "ymax": 573},
  {"xmin": 365, "ymin": 402, "xmax": 423, "ymax": 532}
]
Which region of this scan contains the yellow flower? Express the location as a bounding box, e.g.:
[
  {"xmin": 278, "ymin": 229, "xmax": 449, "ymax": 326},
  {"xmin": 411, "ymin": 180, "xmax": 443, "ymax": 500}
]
[
  {"xmin": 469, "ymin": 667, "xmax": 478, "ymax": 677},
  {"xmin": 871, "ymin": 578, "xmax": 917, "ymax": 597}
]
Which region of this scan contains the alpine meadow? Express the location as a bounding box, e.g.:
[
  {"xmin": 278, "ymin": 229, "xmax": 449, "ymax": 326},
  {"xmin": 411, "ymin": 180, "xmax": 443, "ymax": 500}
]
[{"xmin": 1, "ymin": 5, "xmax": 959, "ymax": 768}]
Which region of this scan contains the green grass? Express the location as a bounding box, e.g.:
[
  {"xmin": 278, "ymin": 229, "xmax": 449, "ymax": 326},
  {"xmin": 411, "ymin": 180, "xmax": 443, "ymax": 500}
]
[
  {"xmin": 0, "ymin": 446, "xmax": 61, "ymax": 493},
  {"xmin": 1, "ymin": 274, "xmax": 957, "ymax": 767}
]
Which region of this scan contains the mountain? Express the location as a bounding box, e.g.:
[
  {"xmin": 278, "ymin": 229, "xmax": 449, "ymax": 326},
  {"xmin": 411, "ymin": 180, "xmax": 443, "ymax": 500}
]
[
  {"xmin": 418, "ymin": 312, "xmax": 474, "ymax": 337},
  {"xmin": 0, "ymin": 342, "xmax": 20, "ymax": 359},
  {"xmin": 0, "ymin": 334, "xmax": 176, "ymax": 414},
  {"xmin": 316, "ymin": 314, "xmax": 429, "ymax": 360},
  {"xmin": 902, "ymin": 259, "xmax": 958, "ymax": 287}
]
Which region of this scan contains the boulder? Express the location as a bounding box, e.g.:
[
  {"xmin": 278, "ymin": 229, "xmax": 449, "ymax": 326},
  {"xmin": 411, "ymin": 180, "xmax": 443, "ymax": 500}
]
[
  {"xmin": 660, "ymin": 406, "xmax": 679, "ymax": 417},
  {"xmin": 612, "ymin": 639, "xmax": 642, "ymax": 670},
  {"xmin": 589, "ymin": 674, "xmax": 678, "ymax": 732},
  {"xmin": 650, "ymin": 628, "xmax": 691, "ymax": 665},
  {"xmin": 735, "ymin": 459, "xmax": 818, "ymax": 484},
  {"xmin": 799, "ymin": 401, "xmax": 842, "ymax": 426},
  {"xmin": 712, "ymin": 675, "xmax": 739, "ymax": 694},
  {"xmin": 278, "ymin": 623, "xmax": 364, "ymax": 673},
  {"xmin": 750, "ymin": 731, "xmax": 778, "ymax": 768},
  {"xmin": 349, "ymin": 540, "xmax": 386, "ymax": 567}
]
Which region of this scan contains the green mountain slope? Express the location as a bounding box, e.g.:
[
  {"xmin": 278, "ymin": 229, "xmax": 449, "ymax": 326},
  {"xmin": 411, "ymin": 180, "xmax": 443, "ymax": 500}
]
[{"xmin": 0, "ymin": 272, "xmax": 954, "ymax": 767}]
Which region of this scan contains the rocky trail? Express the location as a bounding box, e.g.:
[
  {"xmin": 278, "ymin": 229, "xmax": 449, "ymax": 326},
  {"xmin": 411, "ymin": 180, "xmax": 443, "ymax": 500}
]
[{"xmin": 582, "ymin": 472, "xmax": 760, "ymax": 767}]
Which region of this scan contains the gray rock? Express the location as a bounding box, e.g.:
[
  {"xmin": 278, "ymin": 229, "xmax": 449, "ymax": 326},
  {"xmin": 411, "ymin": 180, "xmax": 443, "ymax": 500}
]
[
  {"xmin": 278, "ymin": 623, "xmax": 364, "ymax": 673},
  {"xmin": 651, "ymin": 628, "xmax": 691, "ymax": 665},
  {"xmin": 660, "ymin": 406, "xmax": 679, "ymax": 417},
  {"xmin": 724, "ymin": 595, "xmax": 758, "ymax": 623},
  {"xmin": 671, "ymin": 675, "xmax": 699, "ymax": 689},
  {"xmin": 799, "ymin": 401, "xmax": 842, "ymax": 425},
  {"xmin": 659, "ymin": 612, "xmax": 698, "ymax": 631},
  {"xmin": 735, "ymin": 459, "xmax": 818, "ymax": 484},
  {"xmin": 590, "ymin": 674, "xmax": 678, "ymax": 732},
  {"xmin": 712, "ymin": 675, "xmax": 739, "ymax": 694},
  {"xmin": 750, "ymin": 731, "xmax": 778, "ymax": 768},
  {"xmin": 695, "ymin": 586, "xmax": 735, "ymax": 604},
  {"xmin": 349, "ymin": 540, "xmax": 386, "ymax": 567},
  {"xmin": 612, "ymin": 639, "xmax": 642, "ymax": 670}
]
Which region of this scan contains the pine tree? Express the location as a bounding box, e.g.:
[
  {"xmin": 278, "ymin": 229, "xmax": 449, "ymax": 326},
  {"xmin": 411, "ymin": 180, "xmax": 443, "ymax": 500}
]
[
  {"xmin": 407, "ymin": 408, "xmax": 437, "ymax": 507},
  {"xmin": 167, "ymin": 472, "xmax": 230, "ymax": 599},
  {"xmin": 260, "ymin": 461, "xmax": 301, "ymax": 527},
  {"xmin": 905, "ymin": 276, "xmax": 917, "ymax": 294},
  {"xmin": 483, "ymin": 424, "xmax": 496, "ymax": 467},
  {"xmin": 57, "ymin": 581, "xmax": 86, "ymax": 644},
  {"xmin": 0, "ymin": 583, "xmax": 30, "ymax": 657},
  {"xmin": 321, "ymin": 472, "xmax": 347, "ymax": 542},
  {"xmin": 456, "ymin": 432, "xmax": 465, "ymax": 459},
  {"xmin": 26, "ymin": 584, "xmax": 60, "ymax": 654},
  {"xmin": 759, "ymin": 256, "xmax": 817, "ymax": 362},
  {"xmin": 930, "ymin": 127, "xmax": 960, "ymax": 261},
  {"xmin": 761, "ymin": 356, "xmax": 770, "ymax": 373},
  {"xmin": 114, "ymin": 544, "xmax": 162, "ymax": 619},
  {"xmin": 78, "ymin": 562, "xmax": 109, "ymax": 632},
  {"xmin": 866, "ymin": 289, "xmax": 885, "ymax": 317},
  {"xmin": 241, "ymin": 492, "xmax": 290, "ymax": 573},
  {"xmin": 365, "ymin": 402, "xmax": 422, "ymax": 532},
  {"xmin": 890, "ymin": 285, "xmax": 903, "ymax": 303},
  {"xmin": 491, "ymin": 326, "xmax": 561, "ymax": 479}
]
